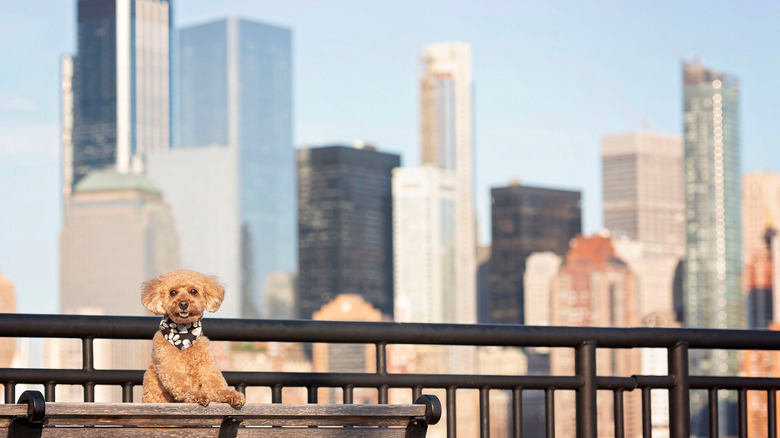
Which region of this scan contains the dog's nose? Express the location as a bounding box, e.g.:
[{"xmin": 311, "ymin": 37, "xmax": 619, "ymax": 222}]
[{"xmin": 179, "ymin": 301, "xmax": 189, "ymax": 310}]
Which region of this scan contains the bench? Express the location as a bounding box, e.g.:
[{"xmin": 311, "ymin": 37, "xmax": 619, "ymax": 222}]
[{"xmin": 1, "ymin": 391, "xmax": 441, "ymax": 437}]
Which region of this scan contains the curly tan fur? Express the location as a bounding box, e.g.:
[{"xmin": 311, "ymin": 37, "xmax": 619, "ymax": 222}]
[{"xmin": 141, "ymin": 269, "xmax": 245, "ymax": 408}]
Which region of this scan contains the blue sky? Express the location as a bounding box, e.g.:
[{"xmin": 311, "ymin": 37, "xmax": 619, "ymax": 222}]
[{"xmin": 2, "ymin": 0, "xmax": 780, "ymax": 314}]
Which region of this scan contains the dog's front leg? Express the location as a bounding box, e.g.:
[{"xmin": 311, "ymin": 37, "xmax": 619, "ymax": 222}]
[
  {"xmin": 151, "ymin": 333, "xmax": 212, "ymax": 406},
  {"xmin": 154, "ymin": 361, "xmax": 212, "ymax": 405}
]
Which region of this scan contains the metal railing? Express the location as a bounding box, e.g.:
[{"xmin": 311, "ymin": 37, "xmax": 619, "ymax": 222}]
[{"xmin": 1, "ymin": 313, "xmax": 780, "ymax": 437}]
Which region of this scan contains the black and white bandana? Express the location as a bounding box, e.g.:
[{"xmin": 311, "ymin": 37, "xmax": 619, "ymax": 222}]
[{"xmin": 159, "ymin": 318, "xmax": 202, "ymax": 350}]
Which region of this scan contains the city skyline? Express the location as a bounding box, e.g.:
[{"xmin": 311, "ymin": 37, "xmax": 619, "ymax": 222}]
[{"xmin": 3, "ymin": 1, "xmax": 780, "ymax": 314}]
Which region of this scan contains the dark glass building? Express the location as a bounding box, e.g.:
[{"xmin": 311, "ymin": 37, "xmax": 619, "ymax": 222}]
[
  {"xmin": 69, "ymin": 0, "xmax": 172, "ymax": 188},
  {"xmin": 178, "ymin": 18, "xmax": 295, "ymax": 318},
  {"xmin": 297, "ymin": 145, "xmax": 400, "ymax": 320},
  {"xmin": 489, "ymin": 183, "xmax": 581, "ymax": 324}
]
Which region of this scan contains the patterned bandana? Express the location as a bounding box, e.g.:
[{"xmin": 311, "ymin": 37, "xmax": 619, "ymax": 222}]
[{"xmin": 159, "ymin": 317, "xmax": 202, "ymax": 350}]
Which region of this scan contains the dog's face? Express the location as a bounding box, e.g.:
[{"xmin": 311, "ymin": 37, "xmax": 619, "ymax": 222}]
[{"xmin": 141, "ymin": 269, "xmax": 225, "ymax": 324}]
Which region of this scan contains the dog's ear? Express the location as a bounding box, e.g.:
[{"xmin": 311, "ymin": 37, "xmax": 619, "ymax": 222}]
[
  {"xmin": 202, "ymin": 274, "xmax": 225, "ymax": 313},
  {"xmin": 141, "ymin": 277, "xmax": 166, "ymax": 315}
]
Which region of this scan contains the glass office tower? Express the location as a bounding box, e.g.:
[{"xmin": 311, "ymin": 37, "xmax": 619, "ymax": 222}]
[
  {"xmin": 683, "ymin": 60, "xmax": 743, "ymax": 436},
  {"xmin": 69, "ymin": 0, "xmax": 172, "ymax": 189},
  {"xmin": 683, "ymin": 60, "xmax": 744, "ymax": 332},
  {"xmin": 489, "ymin": 182, "xmax": 582, "ymax": 324},
  {"xmin": 297, "ymin": 144, "xmax": 400, "ymax": 321},
  {"xmin": 179, "ymin": 18, "xmax": 295, "ymax": 317}
]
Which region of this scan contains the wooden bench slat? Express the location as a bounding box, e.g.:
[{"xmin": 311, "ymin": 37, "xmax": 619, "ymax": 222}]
[
  {"xmin": 34, "ymin": 402, "xmax": 424, "ymax": 427},
  {"xmin": 43, "ymin": 417, "xmax": 415, "ymax": 427},
  {"xmin": 43, "ymin": 402, "xmax": 424, "ymax": 418},
  {"xmin": 33, "ymin": 427, "xmax": 409, "ymax": 437}
]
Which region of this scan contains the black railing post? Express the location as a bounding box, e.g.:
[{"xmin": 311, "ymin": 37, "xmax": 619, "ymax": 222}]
[
  {"xmin": 575, "ymin": 341, "xmax": 597, "ymax": 438},
  {"xmin": 512, "ymin": 387, "xmax": 522, "ymax": 438},
  {"xmin": 738, "ymin": 388, "xmax": 747, "ymax": 438},
  {"xmin": 479, "ymin": 386, "xmax": 490, "ymax": 438},
  {"xmin": 545, "ymin": 388, "xmax": 555, "ymax": 438},
  {"xmin": 307, "ymin": 385, "xmax": 318, "ymax": 404},
  {"xmin": 641, "ymin": 387, "xmax": 651, "ymax": 438},
  {"xmin": 376, "ymin": 342, "xmax": 388, "ymax": 404},
  {"xmin": 769, "ymin": 389, "xmax": 777, "ymax": 438},
  {"xmin": 4, "ymin": 381, "xmax": 15, "ymax": 404},
  {"xmin": 412, "ymin": 385, "xmax": 423, "ymax": 402},
  {"xmin": 44, "ymin": 382, "xmax": 56, "ymax": 402},
  {"xmin": 122, "ymin": 383, "xmax": 133, "ymax": 402},
  {"xmin": 271, "ymin": 383, "xmax": 282, "ymax": 403},
  {"xmin": 447, "ymin": 385, "xmax": 457, "ymax": 438},
  {"xmin": 708, "ymin": 388, "xmax": 719, "ymax": 438},
  {"xmin": 613, "ymin": 389, "xmax": 624, "ymax": 438},
  {"xmin": 82, "ymin": 336, "xmax": 95, "ymax": 402},
  {"xmin": 668, "ymin": 341, "xmax": 690, "ymax": 438},
  {"xmin": 343, "ymin": 384, "xmax": 354, "ymax": 404}
]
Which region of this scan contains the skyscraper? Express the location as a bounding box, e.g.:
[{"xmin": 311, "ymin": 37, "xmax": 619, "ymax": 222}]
[
  {"xmin": 392, "ymin": 165, "xmax": 457, "ymax": 323},
  {"xmin": 178, "ymin": 18, "xmax": 295, "ymax": 317},
  {"xmin": 146, "ymin": 146, "xmax": 241, "ymax": 318},
  {"xmin": 602, "ymin": 131, "xmax": 684, "ymax": 258},
  {"xmin": 683, "ymin": 60, "xmax": 743, "ymax": 436},
  {"xmin": 420, "ymin": 42, "xmax": 476, "ymax": 324},
  {"xmin": 67, "ymin": 0, "xmax": 172, "ymax": 190},
  {"xmin": 489, "ymin": 182, "xmax": 581, "ymax": 324},
  {"xmin": 297, "ymin": 144, "xmax": 400, "ymax": 320},
  {"xmin": 60, "ymin": 170, "xmax": 180, "ymax": 314},
  {"xmin": 59, "ymin": 170, "xmax": 179, "ymax": 401},
  {"xmin": 602, "ymin": 131, "xmax": 684, "ymax": 319},
  {"xmin": 682, "ymin": 60, "xmax": 744, "ymax": 331}
]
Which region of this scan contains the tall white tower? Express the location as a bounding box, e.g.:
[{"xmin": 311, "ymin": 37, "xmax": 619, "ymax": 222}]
[
  {"xmin": 393, "ymin": 166, "xmax": 457, "ymax": 323},
  {"xmin": 419, "ymin": 42, "xmax": 476, "ymax": 324}
]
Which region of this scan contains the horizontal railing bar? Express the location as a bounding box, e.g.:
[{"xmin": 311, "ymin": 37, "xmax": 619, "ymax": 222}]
[
  {"xmin": 11, "ymin": 369, "xmax": 776, "ymax": 393},
  {"xmin": 633, "ymin": 375, "xmax": 676, "ymax": 389},
  {"xmin": 3, "ymin": 313, "xmax": 780, "ymax": 350},
  {"xmin": 690, "ymin": 376, "xmax": 780, "ymax": 390},
  {"xmin": 0, "ymin": 369, "xmax": 583, "ymax": 391},
  {"xmin": 597, "ymin": 376, "xmax": 637, "ymax": 391}
]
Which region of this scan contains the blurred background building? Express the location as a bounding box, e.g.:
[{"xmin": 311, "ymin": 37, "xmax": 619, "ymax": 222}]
[
  {"xmin": 742, "ymin": 172, "xmax": 780, "ymax": 328},
  {"xmin": 57, "ymin": 170, "xmax": 179, "ymax": 401},
  {"xmin": 177, "ymin": 17, "xmax": 295, "ymax": 318},
  {"xmin": 682, "ymin": 60, "xmax": 743, "ymax": 436},
  {"xmin": 146, "ymin": 146, "xmax": 241, "ymax": 318},
  {"xmin": 296, "ymin": 144, "xmax": 399, "ymax": 321},
  {"xmin": 312, "ymin": 294, "xmax": 385, "ymax": 404},
  {"xmin": 602, "ymin": 131, "xmax": 684, "ymax": 321},
  {"xmin": 392, "ymin": 165, "xmax": 457, "ymax": 323},
  {"xmin": 550, "ymin": 234, "xmax": 641, "ymax": 438},
  {"xmin": 489, "ymin": 181, "xmax": 581, "ymax": 324},
  {"xmin": 64, "ymin": 0, "xmax": 172, "ymax": 194},
  {"xmin": 420, "ymin": 42, "xmax": 477, "ymax": 325}
]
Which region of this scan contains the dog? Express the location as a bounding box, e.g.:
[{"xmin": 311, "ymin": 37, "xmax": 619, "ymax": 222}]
[{"xmin": 141, "ymin": 269, "xmax": 245, "ymax": 408}]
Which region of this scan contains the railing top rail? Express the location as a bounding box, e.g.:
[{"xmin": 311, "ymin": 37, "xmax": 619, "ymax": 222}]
[{"xmin": 1, "ymin": 313, "xmax": 780, "ymax": 350}]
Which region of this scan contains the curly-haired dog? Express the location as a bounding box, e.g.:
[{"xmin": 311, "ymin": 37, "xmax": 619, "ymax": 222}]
[{"xmin": 141, "ymin": 269, "xmax": 245, "ymax": 408}]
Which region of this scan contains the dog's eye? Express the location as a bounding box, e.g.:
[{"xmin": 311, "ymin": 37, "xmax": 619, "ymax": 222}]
[
  {"xmin": 169, "ymin": 290, "xmax": 177, "ymax": 296},
  {"xmin": 190, "ymin": 289, "xmax": 198, "ymax": 295}
]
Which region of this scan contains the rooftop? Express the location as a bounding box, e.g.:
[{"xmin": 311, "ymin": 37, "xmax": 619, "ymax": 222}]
[{"xmin": 74, "ymin": 170, "xmax": 162, "ymax": 196}]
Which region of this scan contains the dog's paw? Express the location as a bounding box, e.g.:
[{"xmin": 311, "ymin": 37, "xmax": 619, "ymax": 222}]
[
  {"xmin": 219, "ymin": 389, "xmax": 245, "ymax": 408},
  {"xmin": 184, "ymin": 390, "xmax": 210, "ymax": 406}
]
